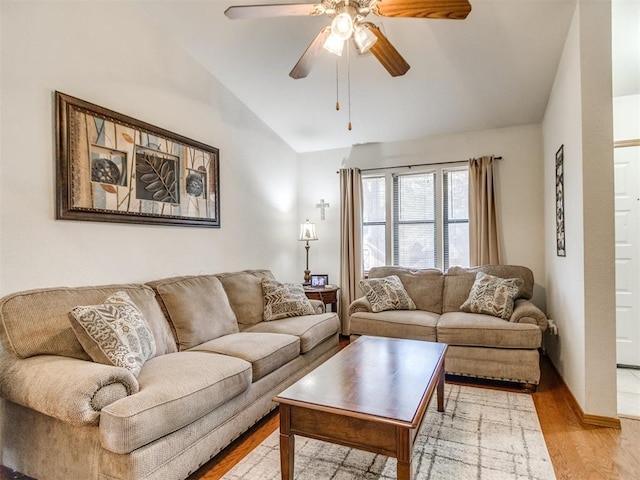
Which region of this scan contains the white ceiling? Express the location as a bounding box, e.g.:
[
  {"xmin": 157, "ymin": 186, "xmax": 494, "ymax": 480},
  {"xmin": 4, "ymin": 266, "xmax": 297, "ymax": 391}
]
[{"xmin": 134, "ymin": 0, "xmax": 639, "ymax": 153}]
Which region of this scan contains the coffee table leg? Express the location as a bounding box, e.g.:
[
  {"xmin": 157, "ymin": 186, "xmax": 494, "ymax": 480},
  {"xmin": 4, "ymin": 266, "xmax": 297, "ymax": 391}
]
[
  {"xmin": 279, "ymin": 405, "xmax": 294, "ymax": 480},
  {"xmin": 396, "ymin": 427, "xmax": 413, "ymax": 480},
  {"xmin": 280, "ymin": 433, "xmax": 294, "ymax": 480},
  {"xmin": 397, "ymin": 458, "xmax": 413, "ymax": 480},
  {"xmin": 437, "ymin": 364, "xmax": 445, "ymax": 412}
]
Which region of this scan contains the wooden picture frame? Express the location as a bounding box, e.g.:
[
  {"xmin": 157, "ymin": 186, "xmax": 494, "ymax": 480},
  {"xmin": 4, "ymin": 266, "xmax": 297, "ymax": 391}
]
[
  {"xmin": 555, "ymin": 145, "xmax": 565, "ymax": 256},
  {"xmin": 55, "ymin": 92, "xmax": 220, "ymax": 227},
  {"xmin": 310, "ymin": 274, "xmax": 329, "ymax": 287}
]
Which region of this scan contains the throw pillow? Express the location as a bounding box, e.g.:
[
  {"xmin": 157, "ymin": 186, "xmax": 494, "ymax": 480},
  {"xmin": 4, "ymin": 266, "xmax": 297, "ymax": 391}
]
[
  {"xmin": 262, "ymin": 279, "xmax": 316, "ymax": 321},
  {"xmin": 359, "ymin": 275, "xmax": 416, "ymax": 313},
  {"xmin": 69, "ymin": 291, "xmax": 157, "ymax": 376},
  {"xmin": 460, "ymin": 272, "xmax": 524, "ymax": 320}
]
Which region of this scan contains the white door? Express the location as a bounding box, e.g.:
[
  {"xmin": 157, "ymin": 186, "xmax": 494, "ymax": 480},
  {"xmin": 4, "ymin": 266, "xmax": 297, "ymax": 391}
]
[{"xmin": 615, "ymin": 145, "xmax": 640, "ymax": 367}]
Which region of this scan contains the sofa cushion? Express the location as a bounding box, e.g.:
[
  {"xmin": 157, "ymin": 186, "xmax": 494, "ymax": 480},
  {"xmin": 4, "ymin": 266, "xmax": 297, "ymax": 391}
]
[
  {"xmin": 190, "ymin": 332, "xmax": 300, "ymax": 382},
  {"xmin": 349, "ymin": 310, "xmax": 439, "ymax": 342},
  {"xmin": 460, "ymin": 272, "xmax": 523, "ymax": 320},
  {"xmin": 0, "ymin": 284, "xmax": 176, "ymax": 360},
  {"xmin": 443, "ymin": 265, "xmax": 534, "ymax": 313},
  {"xmin": 99, "ymin": 351, "xmax": 251, "ymax": 454},
  {"xmin": 368, "ymin": 267, "xmax": 443, "ymax": 314},
  {"xmin": 243, "ymin": 313, "xmax": 339, "ymax": 353},
  {"xmin": 69, "ymin": 292, "xmax": 156, "ymax": 376},
  {"xmin": 359, "ymin": 275, "xmax": 416, "ymax": 313},
  {"xmin": 149, "ymin": 275, "xmax": 239, "ymax": 351},
  {"xmin": 436, "ymin": 312, "xmax": 542, "ymax": 349},
  {"xmin": 216, "ymin": 270, "xmax": 275, "ymax": 327},
  {"xmin": 262, "ymin": 279, "xmax": 315, "ymax": 321}
]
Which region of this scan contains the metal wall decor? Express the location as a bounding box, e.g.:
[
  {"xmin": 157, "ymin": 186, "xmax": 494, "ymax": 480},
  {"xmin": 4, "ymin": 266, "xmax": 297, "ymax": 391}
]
[
  {"xmin": 555, "ymin": 145, "xmax": 565, "ymax": 256},
  {"xmin": 55, "ymin": 92, "xmax": 220, "ymax": 227}
]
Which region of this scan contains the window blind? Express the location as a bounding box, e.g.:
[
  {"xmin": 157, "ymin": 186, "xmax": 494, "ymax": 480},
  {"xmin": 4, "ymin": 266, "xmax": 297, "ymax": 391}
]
[{"xmin": 392, "ymin": 172, "xmax": 437, "ymax": 268}]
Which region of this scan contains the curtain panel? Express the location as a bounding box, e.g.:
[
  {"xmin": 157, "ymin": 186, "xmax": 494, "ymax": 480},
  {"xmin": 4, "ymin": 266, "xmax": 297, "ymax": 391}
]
[
  {"xmin": 339, "ymin": 168, "xmax": 363, "ymax": 335},
  {"xmin": 469, "ymin": 156, "xmax": 502, "ymax": 266}
]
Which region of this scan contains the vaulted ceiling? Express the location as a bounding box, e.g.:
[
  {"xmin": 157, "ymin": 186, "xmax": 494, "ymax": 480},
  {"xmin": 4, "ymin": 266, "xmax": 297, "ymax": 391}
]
[{"xmin": 134, "ymin": 0, "xmax": 639, "ymax": 153}]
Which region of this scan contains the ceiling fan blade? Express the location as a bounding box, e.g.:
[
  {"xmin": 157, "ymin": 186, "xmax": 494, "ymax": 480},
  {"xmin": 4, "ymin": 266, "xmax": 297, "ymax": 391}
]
[
  {"xmin": 289, "ymin": 27, "xmax": 331, "ymax": 79},
  {"xmin": 224, "ymin": 3, "xmax": 323, "ymax": 19},
  {"xmin": 364, "ymin": 24, "xmax": 410, "ymax": 77},
  {"xmin": 372, "ymin": 0, "xmax": 471, "ymax": 19}
]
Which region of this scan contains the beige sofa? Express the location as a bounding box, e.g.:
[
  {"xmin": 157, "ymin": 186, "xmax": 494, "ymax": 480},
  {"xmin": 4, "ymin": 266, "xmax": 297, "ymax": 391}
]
[
  {"xmin": 348, "ymin": 265, "xmax": 547, "ymax": 388},
  {"xmin": 0, "ymin": 269, "xmax": 340, "ymax": 480}
]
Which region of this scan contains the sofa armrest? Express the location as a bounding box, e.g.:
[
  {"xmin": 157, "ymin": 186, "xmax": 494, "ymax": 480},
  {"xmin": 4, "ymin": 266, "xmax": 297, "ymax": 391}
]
[
  {"xmin": 343, "ymin": 297, "xmax": 373, "ymax": 335},
  {"xmin": 308, "ymin": 299, "xmax": 325, "ymax": 314},
  {"xmin": 0, "ymin": 353, "xmax": 138, "ymax": 426},
  {"xmin": 510, "ymin": 299, "xmax": 548, "ymax": 331},
  {"xmin": 348, "ymin": 297, "xmax": 372, "ymax": 316}
]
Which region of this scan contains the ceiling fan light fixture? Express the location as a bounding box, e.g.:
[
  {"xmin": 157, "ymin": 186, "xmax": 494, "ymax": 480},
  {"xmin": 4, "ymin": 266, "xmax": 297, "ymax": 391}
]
[
  {"xmin": 331, "ymin": 11, "xmax": 354, "ymax": 40},
  {"xmin": 323, "ymin": 30, "xmax": 345, "ymax": 56},
  {"xmin": 353, "ymin": 23, "xmax": 377, "ymax": 54}
]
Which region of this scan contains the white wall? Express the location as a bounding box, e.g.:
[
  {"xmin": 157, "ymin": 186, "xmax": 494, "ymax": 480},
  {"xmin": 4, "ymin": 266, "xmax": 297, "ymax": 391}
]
[
  {"xmin": 298, "ymin": 123, "xmax": 547, "ymax": 308},
  {"xmin": 614, "ymin": 94, "xmax": 640, "ymax": 140},
  {"xmin": 0, "ymin": 1, "xmax": 299, "ymax": 295},
  {"xmin": 296, "ymin": 147, "xmax": 350, "ymax": 286},
  {"xmin": 543, "ymin": 1, "xmax": 617, "ymax": 419},
  {"xmin": 0, "ymin": 4, "xmax": 3, "ymax": 295}
]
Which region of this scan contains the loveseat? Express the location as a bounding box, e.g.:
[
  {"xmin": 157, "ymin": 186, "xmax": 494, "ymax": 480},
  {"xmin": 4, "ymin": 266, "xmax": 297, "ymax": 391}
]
[
  {"xmin": 348, "ymin": 265, "xmax": 547, "ymax": 388},
  {"xmin": 0, "ymin": 269, "xmax": 340, "ymax": 480}
]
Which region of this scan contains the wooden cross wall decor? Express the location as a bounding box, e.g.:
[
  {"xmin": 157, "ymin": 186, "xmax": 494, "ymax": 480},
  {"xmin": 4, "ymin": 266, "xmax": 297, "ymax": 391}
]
[{"xmin": 316, "ymin": 199, "xmax": 330, "ymax": 220}]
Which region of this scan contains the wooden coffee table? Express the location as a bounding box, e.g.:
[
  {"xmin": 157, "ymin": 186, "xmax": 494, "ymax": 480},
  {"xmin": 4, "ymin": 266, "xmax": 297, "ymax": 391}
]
[{"xmin": 274, "ymin": 336, "xmax": 448, "ymax": 480}]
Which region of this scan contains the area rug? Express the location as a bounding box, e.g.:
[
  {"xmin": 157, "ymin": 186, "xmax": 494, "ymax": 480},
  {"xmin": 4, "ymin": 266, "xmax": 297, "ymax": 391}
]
[{"xmin": 222, "ymin": 384, "xmax": 556, "ymax": 480}]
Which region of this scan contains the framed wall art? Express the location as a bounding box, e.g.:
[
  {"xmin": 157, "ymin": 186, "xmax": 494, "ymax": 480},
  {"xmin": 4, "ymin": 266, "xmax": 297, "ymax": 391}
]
[
  {"xmin": 55, "ymin": 91, "xmax": 220, "ymax": 227},
  {"xmin": 555, "ymin": 144, "xmax": 565, "ymax": 256}
]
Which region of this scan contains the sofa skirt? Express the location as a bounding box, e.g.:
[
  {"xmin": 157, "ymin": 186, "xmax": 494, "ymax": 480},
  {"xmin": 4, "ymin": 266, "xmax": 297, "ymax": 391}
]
[{"xmin": 444, "ymin": 345, "xmax": 541, "ymax": 385}]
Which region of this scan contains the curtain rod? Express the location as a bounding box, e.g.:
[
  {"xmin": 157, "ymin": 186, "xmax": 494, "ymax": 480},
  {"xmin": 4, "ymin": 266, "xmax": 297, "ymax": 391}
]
[
  {"xmin": 336, "ymin": 156, "xmax": 502, "ymax": 174},
  {"xmin": 359, "ymin": 156, "xmax": 502, "ymax": 172}
]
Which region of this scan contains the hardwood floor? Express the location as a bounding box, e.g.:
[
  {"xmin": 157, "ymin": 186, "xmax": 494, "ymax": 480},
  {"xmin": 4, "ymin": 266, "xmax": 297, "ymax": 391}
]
[
  {"xmin": 188, "ymin": 354, "xmax": 640, "ymax": 480},
  {"xmin": 2, "ymin": 350, "xmax": 639, "ymax": 479},
  {"xmin": 534, "ymin": 356, "xmax": 640, "ymax": 479}
]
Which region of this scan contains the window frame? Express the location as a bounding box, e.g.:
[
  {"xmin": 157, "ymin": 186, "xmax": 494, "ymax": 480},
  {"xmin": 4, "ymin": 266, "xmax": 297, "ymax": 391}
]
[{"xmin": 361, "ymin": 163, "xmax": 469, "ymax": 272}]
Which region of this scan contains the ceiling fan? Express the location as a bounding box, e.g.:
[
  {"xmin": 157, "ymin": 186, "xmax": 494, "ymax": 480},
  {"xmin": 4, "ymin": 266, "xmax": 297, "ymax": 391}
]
[{"xmin": 225, "ymin": 0, "xmax": 472, "ymax": 79}]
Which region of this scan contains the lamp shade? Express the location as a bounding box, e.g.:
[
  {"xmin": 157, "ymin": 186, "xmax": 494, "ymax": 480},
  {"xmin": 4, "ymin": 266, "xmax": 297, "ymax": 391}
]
[
  {"xmin": 331, "ymin": 12, "xmax": 353, "ymax": 40},
  {"xmin": 299, "ymin": 220, "xmax": 318, "ymax": 241},
  {"xmin": 323, "ymin": 30, "xmax": 345, "ymax": 56},
  {"xmin": 353, "ymin": 23, "xmax": 377, "ymax": 54}
]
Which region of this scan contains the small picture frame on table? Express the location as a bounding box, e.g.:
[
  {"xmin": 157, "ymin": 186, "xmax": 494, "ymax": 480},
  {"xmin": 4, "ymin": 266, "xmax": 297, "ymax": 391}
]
[{"xmin": 310, "ymin": 274, "xmax": 329, "ymax": 288}]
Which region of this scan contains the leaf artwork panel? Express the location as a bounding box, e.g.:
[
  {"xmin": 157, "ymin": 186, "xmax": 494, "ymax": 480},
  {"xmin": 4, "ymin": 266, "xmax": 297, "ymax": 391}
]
[
  {"xmin": 56, "ymin": 92, "xmax": 220, "ymax": 227},
  {"xmin": 135, "ymin": 149, "xmax": 179, "ymax": 204}
]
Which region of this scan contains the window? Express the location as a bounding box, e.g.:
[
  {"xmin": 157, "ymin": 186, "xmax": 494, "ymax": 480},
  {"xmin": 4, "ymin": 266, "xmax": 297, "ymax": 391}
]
[
  {"xmin": 443, "ymin": 169, "xmax": 470, "ymax": 270},
  {"xmin": 362, "ymin": 166, "xmax": 469, "ymax": 272},
  {"xmin": 393, "ymin": 172, "xmax": 436, "ymax": 269},
  {"xmin": 362, "ymin": 176, "xmax": 386, "ymax": 270}
]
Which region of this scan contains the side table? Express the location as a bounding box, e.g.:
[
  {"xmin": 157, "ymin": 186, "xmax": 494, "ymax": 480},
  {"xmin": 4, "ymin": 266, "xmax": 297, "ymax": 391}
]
[{"xmin": 303, "ymin": 286, "xmax": 339, "ymax": 313}]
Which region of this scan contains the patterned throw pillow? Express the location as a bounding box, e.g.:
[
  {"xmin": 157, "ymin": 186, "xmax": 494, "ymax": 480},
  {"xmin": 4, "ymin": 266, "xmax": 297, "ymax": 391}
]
[
  {"xmin": 262, "ymin": 279, "xmax": 316, "ymax": 321},
  {"xmin": 69, "ymin": 292, "xmax": 156, "ymax": 376},
  {"xmin": 460, "ymin": 272, "xmax": 524, "ymax": 320},
  {"xmin": 359, "ymin": 275, "xmax": 416, "ymax": 313}
]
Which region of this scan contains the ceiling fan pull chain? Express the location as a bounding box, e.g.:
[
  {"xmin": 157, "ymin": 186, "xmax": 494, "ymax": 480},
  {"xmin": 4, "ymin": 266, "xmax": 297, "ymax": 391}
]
[
  {"xmin": 347, "ymin": 45, "xmax": 352, "ymax": 131},
  {"xmin": 335, "ymin": 58, "xmax": 340, "ymax": 111}
]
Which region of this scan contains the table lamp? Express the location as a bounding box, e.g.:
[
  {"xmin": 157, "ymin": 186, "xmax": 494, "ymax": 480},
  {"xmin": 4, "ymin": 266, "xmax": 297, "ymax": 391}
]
[{"xmin": 298, "ymin": 219, "xmax": 318, "ymax": 284}]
